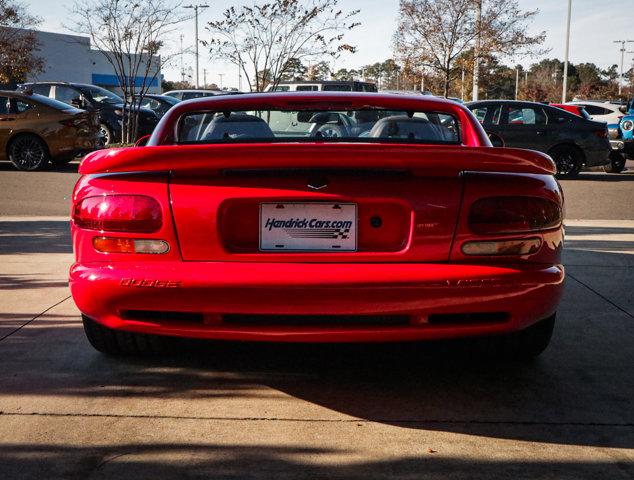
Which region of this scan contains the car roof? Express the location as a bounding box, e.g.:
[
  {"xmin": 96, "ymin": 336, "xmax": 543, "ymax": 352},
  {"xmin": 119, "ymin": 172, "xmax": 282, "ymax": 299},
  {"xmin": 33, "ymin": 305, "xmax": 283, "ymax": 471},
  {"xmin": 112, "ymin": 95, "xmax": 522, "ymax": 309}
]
[
  {"xmin": 169, "ymin": 91, "xmax": 467, "ymax": 113},
  {"xmin": 567, "ymin": 101, "xmax": 620, "ymax": 109},
  {"xmin": 22, "ymin": 81, "xmax": 97, "ymax": 88},
  {"xmin": 466, "ymin": 99, "xmax": 551, "ymax": 107},
  {"xmin": 164, "ymin": 89, "xmax": 222, "ymax": 94},
  {"xmin": 274, "ymin": 80, "xmax": 375, "ymax": 85}
]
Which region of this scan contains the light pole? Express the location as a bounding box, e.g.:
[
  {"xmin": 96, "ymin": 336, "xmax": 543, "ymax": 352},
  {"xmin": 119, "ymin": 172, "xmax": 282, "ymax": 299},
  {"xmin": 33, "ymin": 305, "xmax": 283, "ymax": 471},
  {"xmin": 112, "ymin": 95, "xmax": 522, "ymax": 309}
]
[
  {"xmin": 562, "ymin": 0, "xmax": 572, "ymax": 103},
  {"xmin": 472, "ymin": 0, "xmax": 482, "ymax": 101},
  {"xmin": 614, "ymin": 39, "xmax": 634, "ymax": 95},
  {"xmin": 179, "ymin": 34, "xmax": 185, "ymax": 83},
  {"xmin": 218, "ymin": 73, "xmax": 224, "ymax": 90},
  {"xmin": 515, "ymin": 67, "xmax": 519, "ymax": 100},
  {"xmin": 184, "ymin": 3, "xmax": 209, "ymax": 89}
]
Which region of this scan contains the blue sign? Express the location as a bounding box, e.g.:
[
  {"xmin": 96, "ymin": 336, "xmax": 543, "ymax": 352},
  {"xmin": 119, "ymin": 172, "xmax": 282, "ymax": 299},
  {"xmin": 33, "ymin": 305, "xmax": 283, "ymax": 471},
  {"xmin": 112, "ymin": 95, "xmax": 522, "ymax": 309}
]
[{"xmin": 92, "ymin": 73, "xmax": 159, "ymax": 88}]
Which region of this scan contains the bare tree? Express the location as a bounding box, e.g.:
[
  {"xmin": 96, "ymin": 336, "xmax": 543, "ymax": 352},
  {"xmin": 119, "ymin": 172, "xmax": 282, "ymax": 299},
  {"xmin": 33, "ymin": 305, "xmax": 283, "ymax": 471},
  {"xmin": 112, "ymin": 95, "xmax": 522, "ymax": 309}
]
[
  {"xmin": 69, "ymin": 0, "xmax": 185, "ymax": 143},
  {"xmin": 0, "ymin": 0, "xmax": 43, "ymax": 87},
  {"xmin": 206, "ymin": 0, "xmax": 360, "ymax": 92},
  {"xmin": 394, "ymin": 0, "xmax": 546, "ymax": 98}
]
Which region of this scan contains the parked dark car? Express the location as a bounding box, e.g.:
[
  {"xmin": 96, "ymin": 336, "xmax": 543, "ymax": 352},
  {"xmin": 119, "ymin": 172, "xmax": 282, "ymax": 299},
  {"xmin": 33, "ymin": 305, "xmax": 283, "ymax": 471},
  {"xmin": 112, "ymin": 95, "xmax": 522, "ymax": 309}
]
[
  {"xmin": 132, "ymin": 94, "xmax": 180, "ymax": 119},
  {"xmin": 467, "ymin": 100, "xmax": 611, "ymax": 177},
  {"xmin": 19, "ymin": 82, "xmax": 159, "ymax": 145},
  {"xmin": 0, "ymin": 90, "xmax": 100, "ymax": 170}
]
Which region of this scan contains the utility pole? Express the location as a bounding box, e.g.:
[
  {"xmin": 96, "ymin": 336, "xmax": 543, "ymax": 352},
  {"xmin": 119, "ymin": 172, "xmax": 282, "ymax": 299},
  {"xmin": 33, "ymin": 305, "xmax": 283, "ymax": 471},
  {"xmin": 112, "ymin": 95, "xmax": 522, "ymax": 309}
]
[
  {"xmin": 461, "ymin": 66, "xmax": 465, "ymax": 100},
  {"xmin": 472, "ymin": 0, "xmax": 482, "ymax": 101},
  {"xmin": 184, "ymin": 3, "xmax": 209, "ymax": 89},
  {"xmin": 203, "ymin": 68, "xmax": 207, "ymax": 88},
  {"xmin": 179, "ymin": 34, "xmax": 185, "ymax": 83},
  {"xmin": 515, "ymin": 67, "xmax": 519, "ymax": 100},
  {"xmin": 614, "ymin": 40, "xmax": 634, "ymax": 95},
  {"xmin": 562, "ymin": 0, "xmax": 572, "ymax": 103},
  {"xmin": 238, "ymin": 57, "xmax": 243, "ymax": 91},
  {"xmin": 218, "ymin": 73, "xmax": 224, "ymax": 90}
]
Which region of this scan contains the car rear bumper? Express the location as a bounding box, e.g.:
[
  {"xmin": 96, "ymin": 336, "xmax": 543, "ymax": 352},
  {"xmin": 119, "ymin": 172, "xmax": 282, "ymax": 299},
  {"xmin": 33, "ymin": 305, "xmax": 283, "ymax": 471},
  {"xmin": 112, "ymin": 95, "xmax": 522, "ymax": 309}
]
[
  {"xmin": 583, "ymin": 144, "xmax": 611, "ymax": 167},
  {"xmin": 70, "ymin": 262, "xmax": 564, "ymax": 343}
]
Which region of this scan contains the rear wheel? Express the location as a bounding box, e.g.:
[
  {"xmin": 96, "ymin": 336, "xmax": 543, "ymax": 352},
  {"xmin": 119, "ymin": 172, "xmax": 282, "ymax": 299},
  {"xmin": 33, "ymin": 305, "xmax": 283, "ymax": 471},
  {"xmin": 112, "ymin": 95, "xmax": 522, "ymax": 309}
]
[
  {"xmin": 550, "ymin": 145, "xmax": 582, "ymax": 178},
  {"xmin": 82, "ymin": 315, "xmax": 172, "ymax": 356},
  {"xmin": 604, "ymin": 151, "xmax": 626, "ymax": 173},
  {"xmin": 8, "ymin": 134, "xmax": 50, "ymax": 171},
  {"xmin": 476, "ymin": 314, "xmax": 556, "ymax": 361}
]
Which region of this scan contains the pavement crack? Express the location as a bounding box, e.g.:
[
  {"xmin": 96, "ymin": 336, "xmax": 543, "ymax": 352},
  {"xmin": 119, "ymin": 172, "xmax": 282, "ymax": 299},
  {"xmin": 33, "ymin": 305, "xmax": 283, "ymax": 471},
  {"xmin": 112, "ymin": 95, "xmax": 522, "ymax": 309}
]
[
  {"xmin": 566, "ymin": 272, "xmax": 634, "ymax": 320},
  {"xmin": 0, "ymin": 411, "xmax": 632, "ymax": 427},
  {"xmin": 0, "ymin": 295, "xmax": 71, "ymax": 343}
]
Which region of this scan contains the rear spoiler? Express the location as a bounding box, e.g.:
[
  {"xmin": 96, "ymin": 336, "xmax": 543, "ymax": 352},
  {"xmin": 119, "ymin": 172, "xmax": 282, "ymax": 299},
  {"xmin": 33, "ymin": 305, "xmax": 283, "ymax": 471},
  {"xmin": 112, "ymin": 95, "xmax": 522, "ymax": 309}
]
[{"xmin": 79, "ymin": 144, "xmax": 556, "ymax": 176}]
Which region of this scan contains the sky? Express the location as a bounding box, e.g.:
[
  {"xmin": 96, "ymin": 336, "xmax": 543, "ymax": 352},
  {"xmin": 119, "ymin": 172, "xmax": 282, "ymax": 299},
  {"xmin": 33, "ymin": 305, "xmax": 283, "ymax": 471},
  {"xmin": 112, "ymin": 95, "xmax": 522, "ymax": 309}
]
[{"xmin": 26, "ymin": 0, "xmax": 634, "ymax": 88}]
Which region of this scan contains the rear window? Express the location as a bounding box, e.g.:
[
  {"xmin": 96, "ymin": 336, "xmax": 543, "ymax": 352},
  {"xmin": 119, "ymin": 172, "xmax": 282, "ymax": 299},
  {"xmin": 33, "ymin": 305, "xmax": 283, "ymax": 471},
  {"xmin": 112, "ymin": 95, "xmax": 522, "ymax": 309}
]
[
  {"xmin": 30, "ymin": 94, "xmax": 79, "ymax": 111},
  {"xmin": 176, "ymin": 109, "xmax": 461, "ymax": 145}
]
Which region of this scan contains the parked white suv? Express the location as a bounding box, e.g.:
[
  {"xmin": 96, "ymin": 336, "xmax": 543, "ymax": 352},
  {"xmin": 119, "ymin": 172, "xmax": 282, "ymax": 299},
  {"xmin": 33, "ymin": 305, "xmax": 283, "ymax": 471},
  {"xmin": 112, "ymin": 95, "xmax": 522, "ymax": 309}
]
[{"xmin": 566, "ymin": 101, "xmax": 625, "ymax": 124}]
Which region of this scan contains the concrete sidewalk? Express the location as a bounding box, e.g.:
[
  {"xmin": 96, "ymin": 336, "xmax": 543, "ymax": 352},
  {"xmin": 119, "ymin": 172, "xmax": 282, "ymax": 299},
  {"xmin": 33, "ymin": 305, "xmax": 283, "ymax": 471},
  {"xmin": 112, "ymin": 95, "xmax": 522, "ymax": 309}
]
[{"xmin": 0, "ymin": 216, "xmax": 632, "ymax": 479}]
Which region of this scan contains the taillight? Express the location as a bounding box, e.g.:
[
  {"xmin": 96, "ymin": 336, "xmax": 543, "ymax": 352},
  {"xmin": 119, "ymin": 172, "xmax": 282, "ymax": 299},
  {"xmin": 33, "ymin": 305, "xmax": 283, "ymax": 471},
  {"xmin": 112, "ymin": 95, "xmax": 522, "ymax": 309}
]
[
  {"xmin": 462, "ymin": 238, "xmax": 542, "ymax": 256},
  {"xmin": 60, "ymin": 117, "xmax": 83, "ymax": 127},
  {"xmin": 73, "ymin": 195, "xmax": 162, "ymax": 232},
  {"xmin": 468, "ymin": 196, "xmax": 561, "ymax": 235},
  {"xmin": 93, "ymin": 237, "xmax": 169, "ymax": 254}
]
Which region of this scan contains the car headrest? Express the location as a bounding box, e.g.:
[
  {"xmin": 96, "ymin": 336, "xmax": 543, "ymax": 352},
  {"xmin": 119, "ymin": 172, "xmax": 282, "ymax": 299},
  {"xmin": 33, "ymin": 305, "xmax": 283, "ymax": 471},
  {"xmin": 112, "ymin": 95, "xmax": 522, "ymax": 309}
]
[
  {"xmin": 354, "ymin": 110, "xmax": 380, "ymax": 124},
  {"xmin": 368, "ymin": 115, "xmax": 445, "ymax": 141},
  {"xmin": 202, "ymin": 114, "xmax": 275, "ymax": 140}
]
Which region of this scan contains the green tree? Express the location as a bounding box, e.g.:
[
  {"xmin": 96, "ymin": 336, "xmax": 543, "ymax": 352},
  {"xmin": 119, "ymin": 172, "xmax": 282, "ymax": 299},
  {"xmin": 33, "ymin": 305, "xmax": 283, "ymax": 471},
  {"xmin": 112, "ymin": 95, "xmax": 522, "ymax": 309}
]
[
  {"xmin": 0, "ymin": 0, "xmax": 43, "ymax": 87},
  {"xmin": 394, "ymin": 0, "xmax": 546, "ymax": 97}
]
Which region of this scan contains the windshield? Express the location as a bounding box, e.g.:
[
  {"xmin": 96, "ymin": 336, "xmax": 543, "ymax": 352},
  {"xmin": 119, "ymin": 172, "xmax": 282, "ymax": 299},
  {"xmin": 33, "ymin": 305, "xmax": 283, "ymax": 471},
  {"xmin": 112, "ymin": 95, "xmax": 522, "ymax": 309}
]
[
  {"xmin": 177, "ymin": 109, "xmax": 461, "ymax": 145},
  {"xmin": 81, "ymin": 86, "xmax": 123, "ymax": 104}
]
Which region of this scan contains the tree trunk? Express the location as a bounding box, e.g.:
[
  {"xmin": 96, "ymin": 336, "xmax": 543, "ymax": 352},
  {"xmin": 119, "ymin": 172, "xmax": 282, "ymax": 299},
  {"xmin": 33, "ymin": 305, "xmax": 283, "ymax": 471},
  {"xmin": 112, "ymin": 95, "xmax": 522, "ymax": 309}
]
[{"xmin": 444, "ymin": 67, "xmax": 450, "ymax": 97}]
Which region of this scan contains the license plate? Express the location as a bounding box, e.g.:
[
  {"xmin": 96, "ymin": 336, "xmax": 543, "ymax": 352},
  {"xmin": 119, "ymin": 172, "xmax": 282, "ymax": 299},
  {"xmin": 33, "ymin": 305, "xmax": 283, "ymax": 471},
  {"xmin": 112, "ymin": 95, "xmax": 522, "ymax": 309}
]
[{"xmin": 260, "ymin": 203, "xmax": 357, "ymax": 252}]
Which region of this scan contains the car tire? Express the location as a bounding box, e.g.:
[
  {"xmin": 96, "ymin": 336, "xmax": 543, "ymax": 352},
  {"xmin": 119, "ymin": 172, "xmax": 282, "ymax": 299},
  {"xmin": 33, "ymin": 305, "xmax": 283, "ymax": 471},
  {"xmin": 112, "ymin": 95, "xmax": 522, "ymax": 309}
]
[
  {"xmin": 82, "ymin": 314, "xmax": 172, "ymax": 356},
  {"xmin": 7, "ymin": 134, "xmax": 51, "ymax": 171},
  {"xmin": 99, "ymin": 123, "xmax": 113, "ymax": 146},
  {"xmin": 604, "ymin": 151, "xmax": 626, "ymax": 173},
  {"xmin": 476, "ymin": 314, "xmax": 556, "ymax": 361},
  {"xmin": 549, "ymin": 145, "xmax": 582, "ymax": 178}
]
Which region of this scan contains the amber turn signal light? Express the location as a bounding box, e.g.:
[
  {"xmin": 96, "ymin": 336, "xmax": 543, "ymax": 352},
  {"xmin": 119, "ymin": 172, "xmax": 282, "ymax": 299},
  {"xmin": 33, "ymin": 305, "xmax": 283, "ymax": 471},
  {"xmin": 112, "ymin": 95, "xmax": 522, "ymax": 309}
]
[
  {"xmin": 93, "ymin": 237, "xmax": 170, "ymax": 254},
  {"xmin": 461, "ymin": 238, "xmax": 541, "ymax": 256}
]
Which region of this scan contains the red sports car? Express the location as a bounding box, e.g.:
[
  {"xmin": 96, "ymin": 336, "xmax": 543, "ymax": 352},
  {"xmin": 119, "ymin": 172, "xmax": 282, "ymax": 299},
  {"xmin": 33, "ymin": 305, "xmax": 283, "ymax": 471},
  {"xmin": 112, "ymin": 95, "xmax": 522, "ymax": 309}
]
[{"xmin": 70, "ymin": 92, "xmax": 564, "ymax": 359}]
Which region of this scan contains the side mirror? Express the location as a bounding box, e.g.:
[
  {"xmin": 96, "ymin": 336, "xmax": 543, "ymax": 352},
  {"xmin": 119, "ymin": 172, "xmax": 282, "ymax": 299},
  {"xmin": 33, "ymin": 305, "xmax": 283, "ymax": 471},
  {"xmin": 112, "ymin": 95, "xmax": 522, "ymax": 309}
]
[
  {"xmin": 134, "ymin": 134, "xmax": 151, "ymax": 147},
  {"xmin": 619, "ymin": 105, "xmax": 627, "ymax": 114},
  {"xmin": 487, "ymin": 132, "xmax": 504, "ymax": 148}
]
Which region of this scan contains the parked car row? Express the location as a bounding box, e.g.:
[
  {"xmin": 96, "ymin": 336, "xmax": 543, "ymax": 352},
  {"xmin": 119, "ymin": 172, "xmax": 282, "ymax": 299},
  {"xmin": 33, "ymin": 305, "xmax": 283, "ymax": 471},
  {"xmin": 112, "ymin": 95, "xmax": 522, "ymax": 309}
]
[
  {"xmin": 467, "ymin": 100, "xmax": 612, "ymax": 177},
  {"xmin": 0, "ymin": 81, "xmax": 627, "ymax": 176},
  {"xmin": 0, "ymin": 82, "xmax": 207, "ymax": 170},
  {"xmin": 0, "ymin": 90, "xmax": 101, "ymax": 170}
]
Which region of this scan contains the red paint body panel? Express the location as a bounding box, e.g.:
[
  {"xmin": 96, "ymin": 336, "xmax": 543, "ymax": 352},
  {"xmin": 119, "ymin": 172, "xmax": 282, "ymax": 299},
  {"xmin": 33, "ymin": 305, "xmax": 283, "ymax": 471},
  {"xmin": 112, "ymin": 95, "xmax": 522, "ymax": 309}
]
[
  {"xmin": 70, "ymin": 93, "xmax": 565, "ymax": 343},
  {"xmin": 69, "ymin": 261, "xmax": 563, "ymax": 342},
  {"xmin": 551, "ymin": 103, "xmax": 585, "ymax": 117}
]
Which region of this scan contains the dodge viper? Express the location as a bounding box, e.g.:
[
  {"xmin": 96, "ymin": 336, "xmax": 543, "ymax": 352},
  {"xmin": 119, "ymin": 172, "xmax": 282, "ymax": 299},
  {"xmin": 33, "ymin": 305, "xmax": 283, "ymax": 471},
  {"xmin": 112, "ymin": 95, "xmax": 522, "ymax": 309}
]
[{"xmin": 70, "ymin": 92, "xmax": 564, "ymax": 359}]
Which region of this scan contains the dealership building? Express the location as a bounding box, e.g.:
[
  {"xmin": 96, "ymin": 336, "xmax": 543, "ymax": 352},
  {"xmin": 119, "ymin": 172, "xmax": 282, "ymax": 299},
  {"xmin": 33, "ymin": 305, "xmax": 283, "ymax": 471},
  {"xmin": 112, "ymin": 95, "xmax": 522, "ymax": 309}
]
[{"xmin": 22, "ymin": 29, "xmax": 162, "ymax": 95}]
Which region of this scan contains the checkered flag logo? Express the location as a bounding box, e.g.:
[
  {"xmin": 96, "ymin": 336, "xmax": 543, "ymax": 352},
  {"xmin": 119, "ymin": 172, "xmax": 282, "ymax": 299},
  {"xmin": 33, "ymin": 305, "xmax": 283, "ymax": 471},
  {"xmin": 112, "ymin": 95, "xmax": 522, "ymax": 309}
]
[
  {"xmin": 335, "ymin": 228, "xmax": 350, "ymax": 239},
  {"xmin": 285, "ymin": 227, "xmax": 350, "ymax": 239}
]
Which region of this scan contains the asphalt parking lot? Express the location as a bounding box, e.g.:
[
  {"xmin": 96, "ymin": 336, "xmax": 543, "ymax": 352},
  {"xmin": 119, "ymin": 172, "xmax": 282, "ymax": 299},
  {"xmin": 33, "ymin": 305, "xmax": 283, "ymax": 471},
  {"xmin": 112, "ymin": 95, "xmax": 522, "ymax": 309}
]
[{"xmin": 0, "ymin": 161, "xmax": 633, "ymax": 479}]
